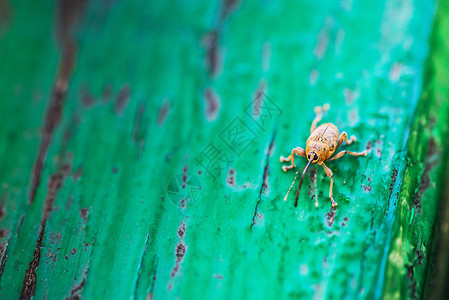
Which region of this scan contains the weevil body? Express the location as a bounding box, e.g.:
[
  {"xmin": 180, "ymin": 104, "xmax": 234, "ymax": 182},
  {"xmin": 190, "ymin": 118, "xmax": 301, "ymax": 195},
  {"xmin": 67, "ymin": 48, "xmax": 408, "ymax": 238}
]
[
  {"xmin": 305, "ymin": 122, "xmax": 339, "ymax": 164},
  {"xmin": 280, "ymin": 104, "xmax": 367, "ymax": 207}
]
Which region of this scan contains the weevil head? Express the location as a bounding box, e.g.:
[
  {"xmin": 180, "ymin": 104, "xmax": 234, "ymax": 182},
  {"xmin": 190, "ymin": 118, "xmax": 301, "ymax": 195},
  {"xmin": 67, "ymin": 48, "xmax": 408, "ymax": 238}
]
[
  {"xmin": 307, "ymin": 152, "xmax": 320, "ymax": 163},
  {"xmin": 306, "ymin": 142, "xmax": 328, "ymax": 164}
]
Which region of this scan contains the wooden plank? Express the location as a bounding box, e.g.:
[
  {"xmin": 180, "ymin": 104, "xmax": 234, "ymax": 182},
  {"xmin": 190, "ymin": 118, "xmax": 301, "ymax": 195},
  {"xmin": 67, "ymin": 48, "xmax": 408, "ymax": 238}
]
[{"xmin": 0, "ymin": 0, "xmax": 448, "ymax": 299}]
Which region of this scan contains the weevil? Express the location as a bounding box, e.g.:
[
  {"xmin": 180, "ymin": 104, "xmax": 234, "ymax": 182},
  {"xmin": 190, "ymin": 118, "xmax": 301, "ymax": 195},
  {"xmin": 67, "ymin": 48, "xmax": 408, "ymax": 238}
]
[{"xmin": 280, "ymin": 104, "xmax": 367, "ymax": 208}]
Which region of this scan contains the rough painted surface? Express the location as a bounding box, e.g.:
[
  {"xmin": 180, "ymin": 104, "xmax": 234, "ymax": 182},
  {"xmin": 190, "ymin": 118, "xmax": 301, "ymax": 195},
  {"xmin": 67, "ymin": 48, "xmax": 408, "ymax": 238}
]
[{"xmin": 0, "ymin": 0, "xmax": 448, "ymax": 299}]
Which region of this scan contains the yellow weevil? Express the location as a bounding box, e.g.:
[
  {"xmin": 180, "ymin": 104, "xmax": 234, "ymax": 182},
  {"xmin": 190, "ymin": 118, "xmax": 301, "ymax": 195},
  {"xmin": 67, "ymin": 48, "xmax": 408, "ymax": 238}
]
[{"xmin": 280, "ymin": 104, "xmax": 367, "ymax": 208}]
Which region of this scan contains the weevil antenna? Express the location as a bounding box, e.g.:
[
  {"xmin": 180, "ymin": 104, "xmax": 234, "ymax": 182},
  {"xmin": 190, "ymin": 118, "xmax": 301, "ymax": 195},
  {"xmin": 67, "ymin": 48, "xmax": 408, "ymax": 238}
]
[
  {"xmin": 295, "ymin": 159, "xmax": 313, "ymax": 207},
  {"xmin": 284, "ymin": 170, "xmax": 300, "ymax": 202}
]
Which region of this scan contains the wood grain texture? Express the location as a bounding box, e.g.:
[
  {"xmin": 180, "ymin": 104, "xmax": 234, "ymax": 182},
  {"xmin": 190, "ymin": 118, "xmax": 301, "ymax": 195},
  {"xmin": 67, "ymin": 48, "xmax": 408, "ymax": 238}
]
[{"xmin": 0, "ymin": 0, "xmax": 448, "ymax": 299}]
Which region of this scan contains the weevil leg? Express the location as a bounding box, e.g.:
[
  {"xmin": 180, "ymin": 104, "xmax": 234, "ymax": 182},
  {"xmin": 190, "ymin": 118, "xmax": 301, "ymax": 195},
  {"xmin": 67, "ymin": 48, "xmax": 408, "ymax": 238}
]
[
  {"xmin": 326, "ymin": 149, "xmax": 368, "ymax": 161},
  {"xmin": 322, "ymin": 162, "xmax": 337, "ymax": 207},
  {"xmin": 310, "ymin": 104, "xmax": 330, "ymax": 133},
  {"xmin": 280, "ymin": 147, "xmax": 306, "ymax": 172},
  {"xmin": 336, "ymin": 131, "xmax": 357, "ymax": 149}
]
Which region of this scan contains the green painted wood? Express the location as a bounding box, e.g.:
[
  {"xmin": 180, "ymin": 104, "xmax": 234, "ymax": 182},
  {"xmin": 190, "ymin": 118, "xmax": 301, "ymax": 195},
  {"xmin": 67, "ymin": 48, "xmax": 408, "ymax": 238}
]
[
  {"xmin": 406, "ymin": 0, "xmax": 449, "ymax": 298},
  {"xmin": 0, "ymin": 0, "xmax": 448, "ymax": 299}
]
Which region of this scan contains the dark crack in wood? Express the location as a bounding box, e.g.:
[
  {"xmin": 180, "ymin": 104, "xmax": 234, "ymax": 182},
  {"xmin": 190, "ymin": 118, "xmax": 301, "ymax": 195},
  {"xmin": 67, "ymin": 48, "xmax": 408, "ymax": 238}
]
[
  {"xmin": 20, "ymin": 171, "xmax": 67, "ymax": 299},
  {"xmin": 29, "ymin": 0, "xmax": 87, "ymax": 205},
  {"xmin": 251, "ymin": 134, "xmax": 275, "ymax": 229}
]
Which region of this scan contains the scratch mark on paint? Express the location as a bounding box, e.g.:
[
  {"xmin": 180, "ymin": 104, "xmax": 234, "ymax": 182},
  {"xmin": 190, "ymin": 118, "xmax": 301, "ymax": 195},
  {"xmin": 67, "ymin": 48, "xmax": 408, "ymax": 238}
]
[
  {"xmin": 226, "ymin": 168, "xmax": 236, "ymax": 187},
  {"xmin": 412, "ymin": 138, "xmax": 439, "ymax": 216},
  {"xmin": 157, "ymin": 99, "xmax": 171, "ymax": 127},
  {"xmin": 251, "ymin": 134, "xmax": 275, "ymax": 229},
  {"xmin": 202, "ymin": 0, "xmax": 241, "ymax": 78},
  {"xmin": 20, "ymin": 170, "xmax": 67, "ymax": 299},
  {"xmin": 0, "ymin": 238, "xmax": 10, "ymax": 280},
  {"xmin": 29, "ymin": 0, "xmax": 87, "ymax": 205},
  {"xmin": 314, "ymin": 17, "xmax": 333, "ymax": 60},
  {"xmin": 168, "ymin": 222, "xmax": 187, "ymax": 290},
  {"xmin": 386, "ymin": 168, "xmax": 398, "ymax": 216},
  {"xmin": 204, "ymin": 88, "xmax": 221, "ymax": 121},
  {"xmin": 114, "ymin": 84, "xmax": 131, "ymax": 114},
  {"xmin": 252, "ymin": 80, "xmax": 267, "ymax": 117},
  {"xmin": 69, "ymin": 263, "xmax": 89, "ymax": 299}
]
